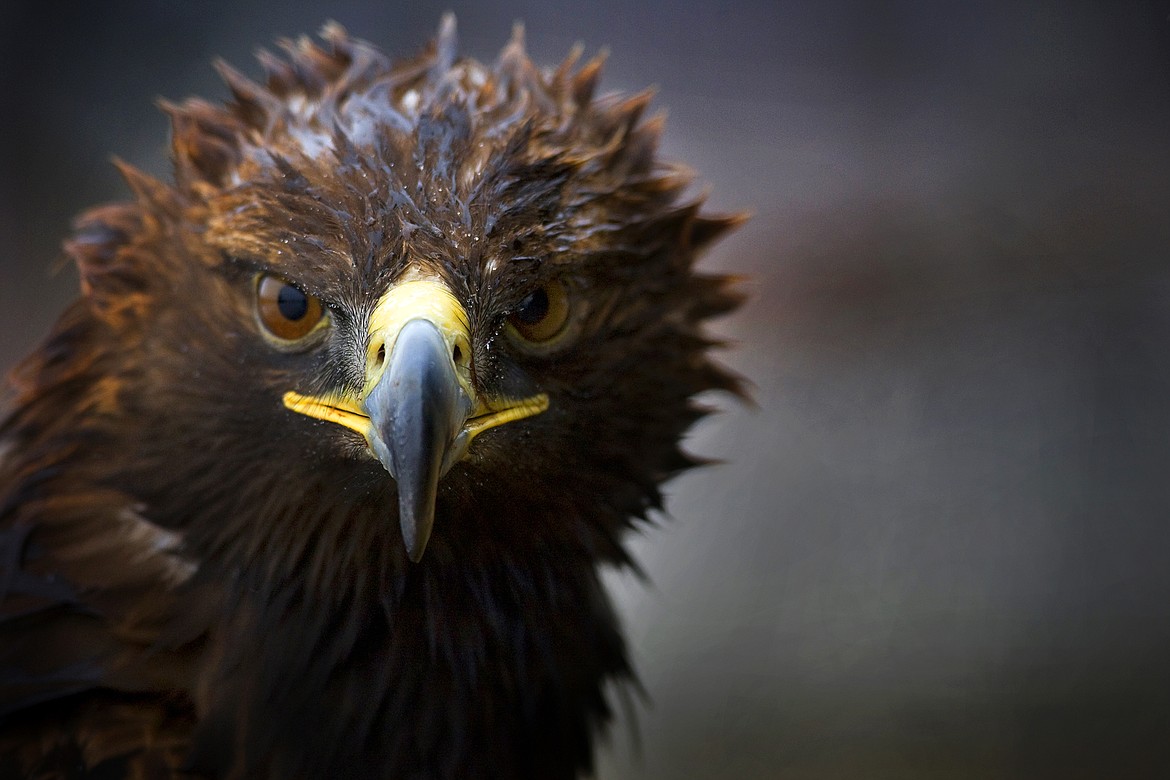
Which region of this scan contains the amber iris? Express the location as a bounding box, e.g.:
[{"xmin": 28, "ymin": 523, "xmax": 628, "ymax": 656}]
[
  {"xmin": 256, "ymin": 275, "xmax": 325, "ymax": 341},
  {"xmin": 507, "ymin": 280, "xmax": 570, "ymax": 343}
]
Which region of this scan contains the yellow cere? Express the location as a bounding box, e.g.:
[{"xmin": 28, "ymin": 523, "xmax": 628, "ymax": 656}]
[
  {"xmin": 282, "ymin": 276, "xmax": 550, "ymax": 455},
  {"xmin": 364, "ymin": 278, "xmax": 473, "ymax": 396}
]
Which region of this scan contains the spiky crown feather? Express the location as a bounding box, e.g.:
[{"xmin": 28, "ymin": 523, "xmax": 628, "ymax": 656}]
[{"xmin": 75, "ymin": 16, "xmax": 744, "ymax": 301}]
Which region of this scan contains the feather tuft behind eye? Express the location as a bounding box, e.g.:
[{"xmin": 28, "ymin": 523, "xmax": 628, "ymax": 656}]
[
  {"xmin": 256, "ymin": 274, "xmax": 326, "ymax": 341},
  {"xmin": 507, "ymin": 280, "xmax": 570, "ymax": 344}
]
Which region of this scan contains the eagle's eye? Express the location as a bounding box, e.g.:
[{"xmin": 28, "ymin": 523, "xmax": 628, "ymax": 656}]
[
  {"xmin": 507, "ymin": 280, "xmax": 571, "ymax": 344},
  {"xmin": 256, "ymin": 274, "xmax": 326, "ymax": 342}
]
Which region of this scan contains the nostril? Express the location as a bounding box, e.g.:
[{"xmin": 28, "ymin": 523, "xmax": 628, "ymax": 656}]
[
  {"xmin": 374, "ymin": 343, "xmax": 386, "ymax": 370},
  {"xmin": 452, "ymin": 344, "xmax": 463, "ymax": 365}
]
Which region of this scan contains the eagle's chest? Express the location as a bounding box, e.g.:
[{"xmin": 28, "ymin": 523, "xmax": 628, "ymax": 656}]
[{"xmin": 186, "ymin": 562, "xmax": 628, "ymax": 779}]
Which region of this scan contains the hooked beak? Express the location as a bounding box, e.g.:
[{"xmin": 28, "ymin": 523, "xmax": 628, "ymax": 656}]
[{"xmin": 283, "ymin": 278, "xmax": 548, "ymax": 562}]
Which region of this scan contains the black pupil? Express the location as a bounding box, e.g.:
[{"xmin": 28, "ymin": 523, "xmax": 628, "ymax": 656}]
[
  {"xmin": 515, "ymin": 288, "xmax": 549, "ymax": 325},
  {"xmin": 277, "ymin": 285, "xmax": 309, "ymax": 321}
]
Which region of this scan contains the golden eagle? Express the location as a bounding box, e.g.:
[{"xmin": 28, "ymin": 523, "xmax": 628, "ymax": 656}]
[{"xmin": 0, "ymin": 17, "xmax": 743, "ymax": 778}]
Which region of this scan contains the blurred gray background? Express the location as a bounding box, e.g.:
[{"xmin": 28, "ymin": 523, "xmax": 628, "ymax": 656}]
[{"xmin": 3, "ymin": 1, "xmax": 1170, "ymax": 777}]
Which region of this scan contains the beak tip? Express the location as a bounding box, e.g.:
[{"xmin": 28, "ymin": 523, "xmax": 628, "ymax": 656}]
[
  {"xmin": 399, "ymin": 496, "xmax": 435, "ymax": 563},
  {"xmin": 402, "ymin": 523, "xmax": 432, "ymax": 563}
]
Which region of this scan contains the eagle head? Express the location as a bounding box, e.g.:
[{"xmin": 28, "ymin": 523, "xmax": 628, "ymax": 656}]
[
  {"xmin": 64, "ymin": 18, "xmax": 744, "ymax": 571},
  {"xmin": 1, "ymin": 16, "xmax": 744, "ymax": 778}
]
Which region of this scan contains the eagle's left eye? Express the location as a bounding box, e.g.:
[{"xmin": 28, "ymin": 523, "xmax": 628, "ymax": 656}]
[
  {"xmin": 256, "ymin": 274, "xmax": 326, "ymax": 342},
  {"xmin": 507, "ymin": 280, "xmax": 571, "ymax": 345}
]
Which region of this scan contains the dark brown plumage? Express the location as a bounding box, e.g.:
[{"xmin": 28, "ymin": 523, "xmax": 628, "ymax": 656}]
[{"xmin": 0, "ymin": 18, "xmax": 743, "ymax": 779}]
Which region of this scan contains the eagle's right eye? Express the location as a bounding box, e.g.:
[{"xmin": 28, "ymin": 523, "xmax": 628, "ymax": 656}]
[{"xmin": 256, "ymin": 274, "xmax": 326, "ymax": 342}]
